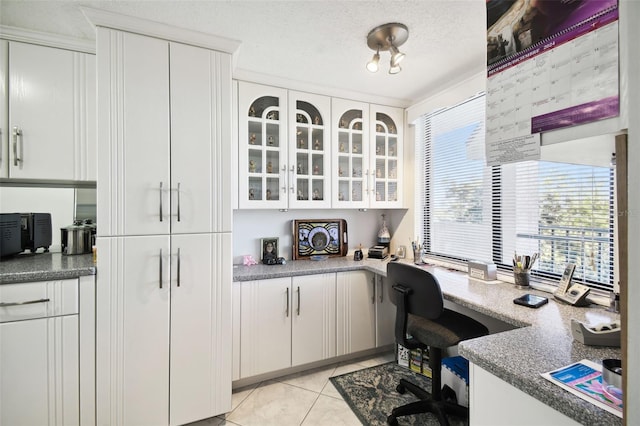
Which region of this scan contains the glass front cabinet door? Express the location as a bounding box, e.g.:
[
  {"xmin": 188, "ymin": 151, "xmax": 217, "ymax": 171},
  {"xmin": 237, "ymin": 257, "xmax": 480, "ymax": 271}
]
[
  {"xmin": 287, "ymin": 91, "xmax": 331, "ymax": 209},
  {"xmin": 238, "ymin": 82, "xmax": 288, "ymax": 209},
  {"xmin": 369, "ymin": 104, "xmax": 403, "ymax": 208},
  {"xmin": 238, "ymin": 82, "xmax": 331, "ymax": 209},
  {"xmin": 332, "ymin": 99, "xmax": 403, "ymax": 208},
  {"xmin": 331, "ymin": 98, "xmax": 370, "ymax": 209}
]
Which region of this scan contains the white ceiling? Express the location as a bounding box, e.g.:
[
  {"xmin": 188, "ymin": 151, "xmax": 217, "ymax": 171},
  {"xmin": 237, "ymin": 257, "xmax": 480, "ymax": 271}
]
[{"xmin": 0, "ymin": 0, "xmax": 487, "ymax": 107}]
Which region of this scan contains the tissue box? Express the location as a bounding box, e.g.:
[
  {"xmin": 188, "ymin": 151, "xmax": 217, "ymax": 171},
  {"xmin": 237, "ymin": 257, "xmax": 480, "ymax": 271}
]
[
  {"xmin": 468, "ymin": 260, "xmax": 497, "ymax": 281},
  {"xmin": 441, "ymin": 356, "xmax": 469, "ymax": 407}
]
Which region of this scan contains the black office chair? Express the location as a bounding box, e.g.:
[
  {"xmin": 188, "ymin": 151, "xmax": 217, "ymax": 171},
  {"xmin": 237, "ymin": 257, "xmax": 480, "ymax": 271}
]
[{"xmin": 386, "ymin": 262, "xmax": 489, "ymax": 426}]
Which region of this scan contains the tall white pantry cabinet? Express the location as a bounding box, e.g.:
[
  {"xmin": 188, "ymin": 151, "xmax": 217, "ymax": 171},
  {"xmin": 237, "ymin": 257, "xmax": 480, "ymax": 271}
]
[{"xmin": 94, "ymin": 25, "xmax": 233, "ymax": 426}]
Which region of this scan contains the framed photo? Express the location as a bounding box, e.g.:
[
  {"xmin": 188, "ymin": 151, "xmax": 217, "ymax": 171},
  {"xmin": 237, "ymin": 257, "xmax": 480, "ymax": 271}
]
[{"xmin": 260, "ymin": 237, "xmax": 279, "ymax": 263}]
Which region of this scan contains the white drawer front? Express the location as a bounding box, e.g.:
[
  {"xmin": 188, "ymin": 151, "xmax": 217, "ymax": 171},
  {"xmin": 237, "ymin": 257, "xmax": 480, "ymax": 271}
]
[{"xmin": 0, "ymin": 279, "xmax": 78, "ymax": 323}]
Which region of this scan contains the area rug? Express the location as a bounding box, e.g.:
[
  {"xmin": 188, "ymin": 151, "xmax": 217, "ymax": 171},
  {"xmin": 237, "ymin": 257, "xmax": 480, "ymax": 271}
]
[{"xmin": 330, "ymin": 362, "xmax": 467, "ymax": 426}]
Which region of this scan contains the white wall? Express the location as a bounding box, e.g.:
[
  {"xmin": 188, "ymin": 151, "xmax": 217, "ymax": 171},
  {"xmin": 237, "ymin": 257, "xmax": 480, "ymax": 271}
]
[
  {"xmin": 0, "ymin": 187, "xmax": 75, "ymax": 252},
  {"xmin": 232, "ymin": 208, "xmax": 407, "ymax": 264}
]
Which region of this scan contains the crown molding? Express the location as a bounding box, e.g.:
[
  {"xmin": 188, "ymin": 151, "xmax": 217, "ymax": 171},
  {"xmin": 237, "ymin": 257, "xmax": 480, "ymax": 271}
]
[
  {"xmin": 0, "ymin": 25, "xmax": 95, "ymax": 53},
  {"xmin": 233, "ymin": 68, "xmax": 412, "ymax": 109},
  {"xmin": 81, "ymin": 7, "xmax": 241, "ymax": 55}
]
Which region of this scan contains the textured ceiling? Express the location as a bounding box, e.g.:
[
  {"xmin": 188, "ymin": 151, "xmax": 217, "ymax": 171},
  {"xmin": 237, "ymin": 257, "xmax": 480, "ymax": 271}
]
[{"xmin": 0, "ymin": 0, "xmax": 487, "ymax": 107}]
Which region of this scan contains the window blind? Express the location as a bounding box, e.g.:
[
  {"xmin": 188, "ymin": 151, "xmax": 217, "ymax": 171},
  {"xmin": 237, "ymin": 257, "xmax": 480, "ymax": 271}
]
[{"xmin": 418, "ymin": 94, "xmax": 615, "ymax": 291}]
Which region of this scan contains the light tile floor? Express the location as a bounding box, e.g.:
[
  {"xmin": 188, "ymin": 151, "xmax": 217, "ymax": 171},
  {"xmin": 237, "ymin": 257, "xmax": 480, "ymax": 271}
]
[{"xmin": 188, "ymin": 351, "xmax": 395, "ymax": 426}]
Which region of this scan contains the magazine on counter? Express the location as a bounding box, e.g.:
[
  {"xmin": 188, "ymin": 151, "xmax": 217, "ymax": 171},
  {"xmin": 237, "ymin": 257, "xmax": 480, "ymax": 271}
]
[{"xmin": 541, "ymin": 359, "xmax": 622, "ymax": 418}]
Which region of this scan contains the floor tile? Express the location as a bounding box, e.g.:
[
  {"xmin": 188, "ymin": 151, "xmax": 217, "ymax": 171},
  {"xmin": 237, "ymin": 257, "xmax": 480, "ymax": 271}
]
[
  {"xmin": 226, "ymin": 381, "xmax": 319, "ymax": 426},
  {"xmin": 277, "ymin": 363, "xmax": 338, "ymax": 393},
  {"xmin": 320, "ymin": 380, "xmax": 342, "ymax": 400},
  {"xmin": 231, "ymin": 383, "xmax": 259, "ymax": 411},
  {"xmin": 301, "ymin": 394, "xmax": 361, "ymax": 426}
]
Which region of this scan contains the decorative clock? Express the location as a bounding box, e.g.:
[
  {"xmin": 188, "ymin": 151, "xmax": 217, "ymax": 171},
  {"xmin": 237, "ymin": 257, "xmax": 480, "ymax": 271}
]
[{"xmin": 292, "ymin": 219, "xmax": 348, "ymax": 260}]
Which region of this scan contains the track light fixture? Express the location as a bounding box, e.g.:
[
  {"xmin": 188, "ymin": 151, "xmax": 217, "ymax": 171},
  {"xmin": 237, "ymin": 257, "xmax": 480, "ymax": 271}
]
[{"xmin": 366, "ymin": 23, "xmax": 408, "ymax": 75}]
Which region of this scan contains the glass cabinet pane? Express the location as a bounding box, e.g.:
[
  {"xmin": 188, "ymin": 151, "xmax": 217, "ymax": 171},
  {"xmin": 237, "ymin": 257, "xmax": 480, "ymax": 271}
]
[
  {"xmin": 245, "ymin": 95, "xmax": 283, "ymax": 203},
  {"xmin": 334, "ymin": 107, "xmax": 367, "ymax": 206},
  {"xmin": 372, "ymin": 112, "xmax": 399, "ymax": 204},
  {"xmin": 290, "ymin": 96, "xmax": 329, "ymax": 208}
]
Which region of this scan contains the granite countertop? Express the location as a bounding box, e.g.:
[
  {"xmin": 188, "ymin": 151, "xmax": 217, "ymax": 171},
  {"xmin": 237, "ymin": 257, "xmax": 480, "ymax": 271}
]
[
  {"xmin": 234, "ymin": 257, "xmax": 622, "ymax": 425},
  {"xmin": 0, "ymin": 252, "xmax": 96, "ymax": 284}
]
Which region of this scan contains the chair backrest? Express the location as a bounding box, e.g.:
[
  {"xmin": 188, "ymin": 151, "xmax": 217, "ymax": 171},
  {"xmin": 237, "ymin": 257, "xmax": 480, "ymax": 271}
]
[{"xmin": 387, "ymin": 262, "xmax": 444, "ymax": 320}]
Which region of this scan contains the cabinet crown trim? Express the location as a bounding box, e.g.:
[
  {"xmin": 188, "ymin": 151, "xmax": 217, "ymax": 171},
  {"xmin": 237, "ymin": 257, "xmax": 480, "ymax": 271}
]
[
  {"xmin": 0, "ymin": 25, "xmax": 95, "ymax": 53},
  {"xmin": 81, "ymin": 7, "xmax": 241, "ymax": 54}
]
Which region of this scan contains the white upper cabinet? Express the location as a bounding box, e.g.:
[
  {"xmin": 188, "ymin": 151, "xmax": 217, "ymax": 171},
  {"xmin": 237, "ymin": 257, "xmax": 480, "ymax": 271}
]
[
  {"xmin": 287, "ymin": 91, "xmax": 332, "ymax": 209},
  {"xmin": 332, "ymin": 98, "xmax": 370, "ymax": 209},
  {"xmin": 332, "ymin": 98, "xmax": 403, "ymax": 208},
  {"xmin": 169, "ymin": 42, "xmax": 233, "ymax": 234},
  {"xmin": 369, "ymin": 104, "xmax": 403, "ymax": 208},
  {"xmin": 97, "ymin": 31, "xmax": 170, "ymax": 236},
  {"xmin": 2, "ymin": 41, "xmax": 95, "ymax": 181},
  {"xmin": 238, "ymin": 82, "xmax": 288, "ymax": 209},
  {"xmin": 97, "ymin": 31, "xmax": 232, "ymax": 236},
  {"xmin": 237, "ymin": 82, "xmax": 332, "ymax": 209},
  {"xmin": 0, "ymin": 41, "xmax": 7, "ymax": 178}
]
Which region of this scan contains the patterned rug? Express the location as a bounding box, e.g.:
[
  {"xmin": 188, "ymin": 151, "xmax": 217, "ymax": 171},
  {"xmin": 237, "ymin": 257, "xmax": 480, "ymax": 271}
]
[{"xmin": 330, "ymin": 362, "xmax": 468, "ymax": 426}]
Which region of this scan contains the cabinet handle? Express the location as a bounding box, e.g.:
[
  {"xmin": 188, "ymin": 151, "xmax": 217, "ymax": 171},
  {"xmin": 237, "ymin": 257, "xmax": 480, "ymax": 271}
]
[
  {"xmin": 365, "ymin": 169, "xmax": 370, "ymax": 194},
  {"xmin": 371, "ymin": 278, "xmax": 375, "ymax": 304},
  {"xmin": 289, "ymin": 165, "xmax": 295, "ymax": 193},
  {"xmin": 0, "ymin": 298, "xmax": 50, "ymax": 307},
  {"xmin": 12, "ymin": 126, "xmax": 22, "ymax": 166},
  {"xmin": 285, "ymin": 288, "xmax": 290, "ymax": 317},
  {"xmin": 281, "ymin": 166, "xmax": 287, "ymax": 193},
  {"xmin": 159, "ymin": 182, "xmax": 164, "ymax": 222},
  {"xmin": 177, "ymin": 247, "xmax": 181, "ymax": 287},
  {"xmin": 378, "ymin": 277, "xmax": 383, "ymax": 303},
  {"xmin": 159, "ymin": 248, "xmax": 163, "ymax": 289},
  {"xmin": 297, "ymin": 286, "xmax": 301, "ymax": 315},
  {"xmin": 176, "ymin": 182, "xmax": 181, "ymax": 222}
]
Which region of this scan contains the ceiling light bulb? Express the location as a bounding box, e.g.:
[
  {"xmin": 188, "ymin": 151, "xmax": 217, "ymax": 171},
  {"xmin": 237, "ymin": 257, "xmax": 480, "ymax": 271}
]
[
  {"xmin": 366, "ymin": 51, "xmax": 380, "ymax": 73},
  {"xmin": 389, "ymin": 45, "xmax": 405, "ymax": 67},
  {"xmin": 389, "ymin": 63, "xmax": 402, "ymax": 74}
]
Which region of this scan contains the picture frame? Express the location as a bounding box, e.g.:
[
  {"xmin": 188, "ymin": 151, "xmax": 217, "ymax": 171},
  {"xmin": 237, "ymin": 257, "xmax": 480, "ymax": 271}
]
[
  {"xmin": 292, "ymin": 219, "xmax": 348, "ymax": 260},
  {"xmin": 260, "ymin": 237, "xmax": 279, "ymax": 263}
]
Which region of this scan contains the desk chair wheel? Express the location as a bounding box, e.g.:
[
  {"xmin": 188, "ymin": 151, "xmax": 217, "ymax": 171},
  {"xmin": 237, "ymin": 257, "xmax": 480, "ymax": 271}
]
[
  {"xmin": 396, "ymin": 383, "xmax": 406, "ymax": 394},
  {"xmin": 387, "ymin": 415, "xmax": 399, "ymax": 426}
]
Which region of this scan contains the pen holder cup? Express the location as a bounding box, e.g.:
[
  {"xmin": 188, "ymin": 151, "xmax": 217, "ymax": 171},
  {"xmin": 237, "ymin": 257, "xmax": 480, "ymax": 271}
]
[
  {"xmin": 413, "ymin": 248, "xmax": 422, "ymax": 264},
  {"xmin": 513, "ymin": 269, "xmax": 530, "ymax": 288}
]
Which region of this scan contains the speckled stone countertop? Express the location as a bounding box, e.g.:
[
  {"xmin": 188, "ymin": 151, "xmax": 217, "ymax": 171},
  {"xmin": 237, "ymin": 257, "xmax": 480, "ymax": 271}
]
[
  {"xmin": 234, "ymin": 257, "xmax": 622, "ymax": 425},
  {"xmin": 0, "ymin": 253, "xmax": 95, "ymax": 284}
]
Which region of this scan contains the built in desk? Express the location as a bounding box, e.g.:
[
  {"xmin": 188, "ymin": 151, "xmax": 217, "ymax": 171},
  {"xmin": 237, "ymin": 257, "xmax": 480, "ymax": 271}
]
[{"xmin": 234, "ymin": 257, "xmax": 622, "ymax": 425}]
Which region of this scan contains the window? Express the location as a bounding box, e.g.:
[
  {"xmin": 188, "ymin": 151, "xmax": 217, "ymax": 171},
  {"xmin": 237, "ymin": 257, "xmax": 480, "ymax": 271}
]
[{"xmin": 418, "ymin": 94, "xmax": 615, "ymax": 291}]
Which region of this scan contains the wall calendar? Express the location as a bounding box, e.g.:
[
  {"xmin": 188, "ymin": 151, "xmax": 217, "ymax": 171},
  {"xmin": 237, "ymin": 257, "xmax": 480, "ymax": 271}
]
[{"xmin": 485, "ymin": 0, "xmax": 619, "ymax": 166}]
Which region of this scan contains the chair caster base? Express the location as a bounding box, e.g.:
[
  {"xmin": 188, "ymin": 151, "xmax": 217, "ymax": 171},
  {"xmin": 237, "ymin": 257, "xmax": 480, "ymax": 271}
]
[
  {"xmin": 396, "ymin": 383, "xmax": 406, "ymax": 394},
  {"xmin": 387, "ymin": 415, "xmax": 399, "ymax": 426}
]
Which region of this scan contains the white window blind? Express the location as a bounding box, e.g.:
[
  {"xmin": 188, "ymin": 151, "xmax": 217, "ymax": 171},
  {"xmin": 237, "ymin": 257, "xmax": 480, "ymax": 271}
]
[{"xmin": 418, "ymin": 94, "xmax": 615, "ymax": 290}]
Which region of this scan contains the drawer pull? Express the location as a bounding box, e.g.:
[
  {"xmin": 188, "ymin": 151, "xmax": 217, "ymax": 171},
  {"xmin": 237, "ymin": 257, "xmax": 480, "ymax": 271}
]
[{"xmin": 0, "ymin": 298, "xmax": 50, "ymax": 307}]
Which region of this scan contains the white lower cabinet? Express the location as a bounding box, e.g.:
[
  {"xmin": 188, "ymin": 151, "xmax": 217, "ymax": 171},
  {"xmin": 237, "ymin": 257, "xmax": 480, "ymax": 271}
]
[
  {"xmin": 336, "ymin": 270, "xmax": 376, "ymax": 355},
  {"xmin": 97, "ymin": 233, "xmax": 231, "ymax": 426},
  {"xmin": 375, "ymin": 275, "xmax": 396, "ymax": 348},
  {"xmin": 470, "ymin": 363, "xmax": 580, "ymax": 425},
  {"xmin": 0, "ymin": 278, "xmax": 94, "ymax": 426},
  {"xmin": 336, "ymin": 271, "xmax": 395, "ymax": 355},
  {"xmin": 239, "ymin": 274, "xmax": 336, "ymax": 378},
  {"xmin": 234, "ymin": 271, "xmax": 394, "ymax": 381}
]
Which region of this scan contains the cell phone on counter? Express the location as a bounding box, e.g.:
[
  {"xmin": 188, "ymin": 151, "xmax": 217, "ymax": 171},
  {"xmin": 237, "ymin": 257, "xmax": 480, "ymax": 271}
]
[{"xmin": 514, "ymin": 293, "xmax": 549, "ymax": 309}]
